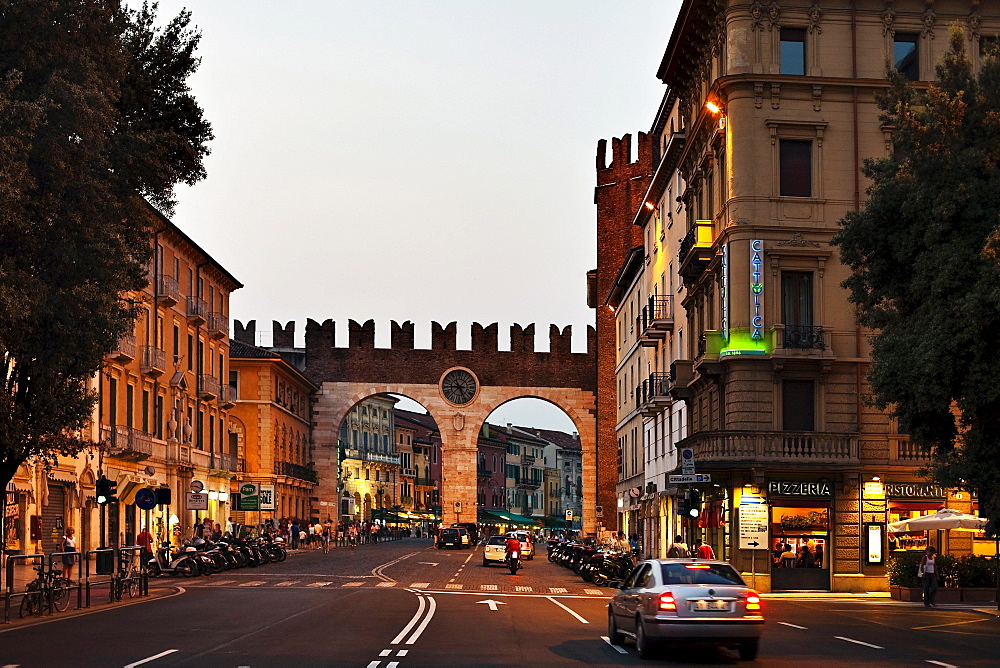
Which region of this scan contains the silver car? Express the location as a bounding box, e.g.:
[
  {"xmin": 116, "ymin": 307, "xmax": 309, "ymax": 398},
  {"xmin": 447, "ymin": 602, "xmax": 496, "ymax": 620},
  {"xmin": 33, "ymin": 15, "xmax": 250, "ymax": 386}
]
[{"xmin": 607, "ymin": 559, "xmax": 763, "ymax": 660}]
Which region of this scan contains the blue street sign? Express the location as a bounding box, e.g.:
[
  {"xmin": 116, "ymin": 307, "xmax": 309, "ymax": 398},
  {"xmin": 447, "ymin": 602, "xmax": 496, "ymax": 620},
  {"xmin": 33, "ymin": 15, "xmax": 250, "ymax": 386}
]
[{"xmin": 134, "ymin": 487, "xmax": 156, "ymax": 510}]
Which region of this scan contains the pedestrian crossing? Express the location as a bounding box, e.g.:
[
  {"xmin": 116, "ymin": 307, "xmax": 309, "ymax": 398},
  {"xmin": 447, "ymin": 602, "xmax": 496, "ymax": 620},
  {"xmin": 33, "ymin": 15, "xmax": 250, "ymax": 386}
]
[{"xmin": 184, "ymin": 577, "xmax": 611, "ymax": 596}]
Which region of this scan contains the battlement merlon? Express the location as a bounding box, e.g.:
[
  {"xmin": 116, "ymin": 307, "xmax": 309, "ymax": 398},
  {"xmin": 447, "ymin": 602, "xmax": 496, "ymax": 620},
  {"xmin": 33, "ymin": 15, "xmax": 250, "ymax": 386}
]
[
  {"xmin": 233, "ymin": 319, "xmax": 256, "ymax": 345},
  {"xmin": 596, "ymin": 132, "xmax": 651, "ymax": 189},
  {"xmin": 273, "ymin": 320, "xmax": 294, "ymax": 348}
]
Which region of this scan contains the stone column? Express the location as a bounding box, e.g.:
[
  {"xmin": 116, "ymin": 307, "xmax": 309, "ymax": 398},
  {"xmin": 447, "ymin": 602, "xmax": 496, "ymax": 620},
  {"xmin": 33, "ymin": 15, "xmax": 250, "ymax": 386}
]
[{"xmin": 439, "ymin": 418, "xmax": 478, "ymax": 526}]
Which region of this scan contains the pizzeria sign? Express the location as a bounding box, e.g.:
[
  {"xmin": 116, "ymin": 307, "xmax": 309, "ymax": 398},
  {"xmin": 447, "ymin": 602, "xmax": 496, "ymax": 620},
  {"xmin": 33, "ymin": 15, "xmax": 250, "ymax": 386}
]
[{"xmin": 768, "ymin": 481, "xmax": 832, "ymax": 498}]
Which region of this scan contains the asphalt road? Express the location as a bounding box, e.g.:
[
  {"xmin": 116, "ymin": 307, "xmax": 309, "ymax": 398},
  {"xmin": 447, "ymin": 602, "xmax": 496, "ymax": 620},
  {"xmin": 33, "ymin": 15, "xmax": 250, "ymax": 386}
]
[{"xmin": 2, "ymin": 538, "xmax": 997, "ymax": 666}]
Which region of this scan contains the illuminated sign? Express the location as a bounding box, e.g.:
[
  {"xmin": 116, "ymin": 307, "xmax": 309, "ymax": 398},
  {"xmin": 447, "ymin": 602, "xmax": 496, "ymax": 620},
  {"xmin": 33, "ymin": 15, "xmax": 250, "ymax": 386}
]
[
  {"xmin": 863, "ymin": 481, "xmax": 885, "ymax": 499},
  {"xmin": 750, "ymin": 240, "xmax": 763, "ymax": 340},
  {"xmin": 867, "ymin": 524, "xmax": 884, "ymax": 564},
  {"xmin": 721, "ymin": 243, "xmax": 729, "ymax": 340},
  {"xmin": 884, "ymin": 483, "xmax": 947, "ymax": 499},
  {"xmin": 768, "ymin": 481, "xmax": 832, "ymax": 497}
]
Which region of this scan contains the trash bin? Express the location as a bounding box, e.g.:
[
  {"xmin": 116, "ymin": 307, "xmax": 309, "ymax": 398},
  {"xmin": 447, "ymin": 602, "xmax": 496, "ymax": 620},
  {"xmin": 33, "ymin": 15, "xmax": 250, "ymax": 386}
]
[{"xmin": 95, "ymin": 548, "xmax": 114, "ymax": 575}]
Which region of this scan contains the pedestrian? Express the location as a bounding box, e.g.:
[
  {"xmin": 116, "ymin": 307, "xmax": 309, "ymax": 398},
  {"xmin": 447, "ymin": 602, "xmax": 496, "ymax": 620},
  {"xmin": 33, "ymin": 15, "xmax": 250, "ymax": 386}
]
[
  {"xmin": 322, "ymin": 523, "xmax": 331, "ymax": 553},
  {"xmin": 667, "ymin": 534, "xmax": 690, "ymax": 558},
  {"xmin": 58, "ymin": 527, "xmax": 78, "ymax": 582},
  {"xmin": 137, "ymin": 527, "xmax": 154, "ymax": 563},
  {"xmin": 613, "ymin": 531, "xmax": 630, "ymax": 553},
  {"xmin": 290, "ymin": 520, "xmax": 300, "ymax": 549},
  {"xmin": 225, "ymin": 517, "xmax": 234, "ymax": 535},
  {"xmin": 193, "ymin": 516, "xmax": 204, "ymax": 539},
  {"xmin": 694, "ymin": 538, "xmax": 715, "ymax": 559},
  {"xmin": 918, "ymin": 546, "xmax": 939, "ymax": 607}
]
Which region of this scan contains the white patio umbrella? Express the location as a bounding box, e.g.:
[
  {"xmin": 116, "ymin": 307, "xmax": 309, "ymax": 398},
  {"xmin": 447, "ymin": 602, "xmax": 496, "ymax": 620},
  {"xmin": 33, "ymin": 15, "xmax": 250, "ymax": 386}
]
[{"xmin": 887, "ymin": 507, "xmax": 987, "ymax": 533}]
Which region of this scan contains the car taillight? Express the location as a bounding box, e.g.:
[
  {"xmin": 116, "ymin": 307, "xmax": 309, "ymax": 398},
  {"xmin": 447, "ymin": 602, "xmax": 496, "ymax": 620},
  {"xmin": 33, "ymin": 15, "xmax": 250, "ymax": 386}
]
[
  {"xmin": 745, "ymin": 592, "xmax": 761, "ymax": 611},
  {"xmin": 512, "ymin": 552, "xmax": 519, "ymax": 558},
  {"xmin": 658, "ymin": 592, "xmax": 676, "ymax": 611}
]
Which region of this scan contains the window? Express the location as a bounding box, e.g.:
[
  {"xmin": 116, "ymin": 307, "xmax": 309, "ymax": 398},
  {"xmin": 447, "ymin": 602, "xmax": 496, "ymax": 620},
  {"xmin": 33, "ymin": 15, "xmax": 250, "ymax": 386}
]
[
  {"xmin": 229, "ymin": 371, "xmax": 238, "ymax": 399},
  {"xmin": 781, "ymin": 272, "xmax": 813, "ymax": 327},
  {"xmin": 782, "ymin": 380, "xmax": 815, "ymax": 431},
  {"xmin": 894, "ymin": 34, "xmax": 919, "ymax": 80},
  {"xmin": 779, "ymin": 140, "xmax": 812, "ymax": 197},
  {"xmin": 187, "ymin": 334, "xmax": 193, "ymax": 370},
  {"xmin": 780, "ymin": 27, "xmax": 806, "ymax": 75}
]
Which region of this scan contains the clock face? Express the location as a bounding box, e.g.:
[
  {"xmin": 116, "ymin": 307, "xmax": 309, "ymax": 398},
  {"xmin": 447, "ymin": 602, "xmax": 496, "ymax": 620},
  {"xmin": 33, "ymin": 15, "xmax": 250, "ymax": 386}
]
[{"xmin": 441, "ymin": 369, "xmax": 477, "ymax": 406}]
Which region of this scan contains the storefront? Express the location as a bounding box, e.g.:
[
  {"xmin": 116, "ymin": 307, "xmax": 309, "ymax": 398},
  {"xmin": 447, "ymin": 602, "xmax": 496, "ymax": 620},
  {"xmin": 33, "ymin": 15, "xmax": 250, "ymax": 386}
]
[
  {"xmin": 768, "ymin": 480, "xmax": 832, "ymax": 591},
  {"xmin": 885, "ymin": 482, "xmax": 947, "ymax": 554}
]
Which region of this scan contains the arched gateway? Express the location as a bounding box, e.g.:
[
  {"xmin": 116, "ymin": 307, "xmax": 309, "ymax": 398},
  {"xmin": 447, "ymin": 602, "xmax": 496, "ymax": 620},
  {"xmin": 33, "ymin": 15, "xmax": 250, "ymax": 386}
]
[{"xmin": 236, "ymin": 319, "xmax": 598, "ymax": 533}]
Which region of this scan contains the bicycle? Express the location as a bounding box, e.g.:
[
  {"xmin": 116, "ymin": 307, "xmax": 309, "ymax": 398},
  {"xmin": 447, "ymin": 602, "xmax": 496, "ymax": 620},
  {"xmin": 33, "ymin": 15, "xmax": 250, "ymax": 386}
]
[
  {"xmin": 19, "ymin": 565, "xmax": 71, "ymax": 618},
  {"xmin": 111, "ymin": 559, "xmax": 141, "ymax": 602}
]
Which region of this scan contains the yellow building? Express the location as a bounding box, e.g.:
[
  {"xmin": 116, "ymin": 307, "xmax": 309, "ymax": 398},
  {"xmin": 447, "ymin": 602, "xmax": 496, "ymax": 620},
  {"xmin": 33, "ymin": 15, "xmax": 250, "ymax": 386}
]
[{"xmin": 228, "ymin": 340, "xmax": 319, "ymax": 524}]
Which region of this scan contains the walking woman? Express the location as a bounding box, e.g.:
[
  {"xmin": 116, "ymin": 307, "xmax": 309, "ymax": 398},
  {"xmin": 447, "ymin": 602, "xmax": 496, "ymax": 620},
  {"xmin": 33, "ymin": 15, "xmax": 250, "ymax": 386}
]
[{"xmin": 918, "ymin": 546, "xmax": 938, "ymax": 607}]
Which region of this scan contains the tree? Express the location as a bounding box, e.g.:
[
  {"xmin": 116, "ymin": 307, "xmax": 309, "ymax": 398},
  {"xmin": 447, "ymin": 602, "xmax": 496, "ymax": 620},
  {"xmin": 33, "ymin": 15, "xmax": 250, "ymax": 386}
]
[
  {"xmin": 0, "ymin": 1, "xmax": 212, "ymax": 489},
  {"xmin": 832, "ymin": 29, "xmax": 1000, "ymax": 535}
]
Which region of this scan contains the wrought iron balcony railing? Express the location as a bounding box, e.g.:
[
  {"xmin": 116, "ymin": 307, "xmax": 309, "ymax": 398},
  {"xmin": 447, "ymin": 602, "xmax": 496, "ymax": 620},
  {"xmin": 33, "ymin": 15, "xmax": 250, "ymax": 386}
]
[{"xmin": 782, "ymin": 325, "xmax": 826, "ymax": 349}]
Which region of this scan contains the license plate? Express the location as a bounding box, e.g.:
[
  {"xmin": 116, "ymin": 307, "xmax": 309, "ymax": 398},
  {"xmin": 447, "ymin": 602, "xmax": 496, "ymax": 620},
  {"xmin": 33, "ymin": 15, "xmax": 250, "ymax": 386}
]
[{"xmin": 691, "ymin": 600, "xmax": 731, "ymax": 611}]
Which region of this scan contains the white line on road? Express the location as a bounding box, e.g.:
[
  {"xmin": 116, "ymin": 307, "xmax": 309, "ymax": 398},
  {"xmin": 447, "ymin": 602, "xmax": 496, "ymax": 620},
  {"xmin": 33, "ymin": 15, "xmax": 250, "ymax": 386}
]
[
  {"xmin": 123, "ymin": 649, "xmax": 178, "ymax": 668},
  {"xmin": 515, "ymin": 586, "xmax": 533, "ymax": 592},
  {"xmin": 386, "ymin": 663, "xmax": 399, "ymax": 668},
  {"xmin": 405, "ymin": 595, "xmax": 437, "ymax": 645},
  {"xmin": 306, "ymin": 582, "xmax": 332, "ymax": 587},
  {"xmin": 379, "ymin": 649, "xmax": 391, "ymax": 656},
  {"xmin": 366, "ymin": 662, "xmax": 380, "ymax": 668},
  {"xmin": 445, "ymin": 583, "xmax": 462, "ymax": 589},
  {"xmin": 481, "ymin": 584, "xmax": 498, "ymax": 591},
  {"xmin": 391, "ymin": 594, "xmax": 428, "ymax": 645},
  {"xmin": 275, "ymin": 581, "xmax": 298, "ymax": 587},
  {"xmin": 238, "ymin": 581, "xmax": 266, "ymax": 587},
  {"xmin": 410, "ymin": 582, "xmax": 430, "ymax": 588},
  {"xmin": 342, "ymin": 582, "xmax": 365, "ymax": 587},
  {"xmin": 778, "ymin": 622, "xmax": 808, "ymax": 629},
  {"xmin": 835, "ymin": 636, "xmax": 884, "ymax": 649},
  {"xmin": 547, "ymin": 596, "xmax": 590, "ymax": 624},
  {"xmin": 396, "ymin": 650, "xmax": 408, "ymax": 656},
  {"xmin": 600, "ymin": 636, "xmax": 628, "ymax": 654},
  {"xmin": 377, "ymin": 582, "xmax": 395, "ymax": 588},
  {"xmin": 926, "ymin": 662, "xmax": 958, "ymax": 668},
  {"xmin": 372, "ymin": 552, "xmax": 418, "ymax": 583}
]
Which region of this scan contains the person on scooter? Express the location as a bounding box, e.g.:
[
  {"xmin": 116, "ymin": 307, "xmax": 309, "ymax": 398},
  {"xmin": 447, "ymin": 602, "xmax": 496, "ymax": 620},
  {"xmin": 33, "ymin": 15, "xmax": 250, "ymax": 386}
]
[{"xmin": 505, "ymin": 534, "xmax": 522, "ymax": 563}]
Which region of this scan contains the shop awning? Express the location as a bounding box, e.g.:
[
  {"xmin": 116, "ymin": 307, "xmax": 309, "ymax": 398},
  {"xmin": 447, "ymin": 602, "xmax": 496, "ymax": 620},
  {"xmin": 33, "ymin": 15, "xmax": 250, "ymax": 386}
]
[{"xmin": 478, "ymin": 510, "xmax": 540, "ymax": 528}]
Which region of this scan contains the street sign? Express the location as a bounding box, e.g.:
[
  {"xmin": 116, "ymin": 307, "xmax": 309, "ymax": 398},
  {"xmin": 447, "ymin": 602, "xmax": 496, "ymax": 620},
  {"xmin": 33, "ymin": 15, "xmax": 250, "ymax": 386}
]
[
  {"xmin": 134, "ymin": 487, "xmax": 157, "ymax": 511},
  {"xmin": 259, "ymin": 484, "xmax": 275, "ymax": 511},
  {"xmin": 738, "ymin": 503, "xmax": 768, "ymax": 550},
  {"xmin": 189, "ymin": 480, "xmax": 204, "ymax": 494},
  {"xmin": 668, "ymin": 474, "xmax": 712, "ymax": 484},
  {"xmin": 680, "ymin": 447, "xmax": 695, "ymax": 475},
  {"xmin": 239, "ymin": 483, "xmax": 259, "ymax": 511},
  {"xmin": 595, "ymin": 505, "xmax": 603, "ymax": 518},
  {"xmin": 565, "ymin": 509, "xmax": 573, "ymax": 521},
  {"xmin": 185, "ymin": 492, "xmax": 208, "ymax": 511}
]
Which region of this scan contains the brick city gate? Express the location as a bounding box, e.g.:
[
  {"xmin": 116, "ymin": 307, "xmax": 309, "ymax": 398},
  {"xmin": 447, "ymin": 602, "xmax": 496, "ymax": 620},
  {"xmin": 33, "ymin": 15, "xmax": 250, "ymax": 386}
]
[{"xmin": 236, "ymin": 319, "xmax": 598, "ymax": 533}]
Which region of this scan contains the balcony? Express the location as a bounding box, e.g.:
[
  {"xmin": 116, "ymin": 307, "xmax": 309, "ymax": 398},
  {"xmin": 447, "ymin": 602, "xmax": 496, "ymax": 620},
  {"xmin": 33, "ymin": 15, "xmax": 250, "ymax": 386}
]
[
  {"xmin": 139, "ymin": 345, "xmax": 166, "ymax": 377},
  {"xmin": 521, "ymin": 453, "xmax": 536, "ymax": 466},
  {"xmin": 101, "ymin": 425, "xmax": 153, "ymax": 460},
  {"xmin": 668, "ymin": 360, "xmax": 695, "ymax": 401},
  {"xmin": 678, "ymin": 430, "xmax": 860, "ymax": 467},
  {"xmin": 695, "ymin": 329, "xmax": 775, "ymax": 376},
  {"xmin": 637, "ymin": 296, "xmax": 674, "ymax": 346},
  {"xmin": 156, "ymin": 274, "xmax": 181, "ymax": 307},
  {"xmin": 402, "ymin": 467, "xmax": 417, "ymax": 477},
  {"xmin": 213, "ymin": 452, "xmax": 236, "ymax": 472},
  {"xmin": 198, "ymin": 374, "xmax": 220, "ymax": 400},
  {"xmin": 275, "ymin": 461, "xmax": 319, "ymax": 483},
  {"xmin": 186, "ymin": 296, "xmax": 208, "ymax": 324},
  {"xmin": 516, "ymin": 478, "xmax": 541, "ymax": 490},
  {"xmin": 106, "ymin": 334, "xmax": 136, "ymax": 364},
  {"xmin": 343, "ymin": 449, "xmax": 401, "ymax": 466},
  {"xmin": 477, "ymin": 467, "xmax": 491, "ymax": 477},
  {"xmin": 207, "ymin": 312, "xmax": 228, "ymax": 339},
  {"xmin": 677, "ymin": 220, "xmax": 714, "ymax": 282},
  {"xmin": 635, "ymin": 372, "xmax": 671, "ymax": 416},
  {"xmin": 218, "ymin": 384, "xmax": 237, "ymax": 409},
  {"xmin": 414, "ymin": 477, "xmax": 436, "ymax": 488},
  {"xmin": 890, "ymin": 436, "xmax": 933, "ymax": 463}
]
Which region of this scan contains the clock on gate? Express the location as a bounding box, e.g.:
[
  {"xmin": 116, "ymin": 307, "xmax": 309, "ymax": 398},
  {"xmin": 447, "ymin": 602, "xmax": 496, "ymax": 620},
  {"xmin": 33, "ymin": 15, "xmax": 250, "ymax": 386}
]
[{"xmin": 440, "ymin": 368, "xmax": 478, "ymax": 406}]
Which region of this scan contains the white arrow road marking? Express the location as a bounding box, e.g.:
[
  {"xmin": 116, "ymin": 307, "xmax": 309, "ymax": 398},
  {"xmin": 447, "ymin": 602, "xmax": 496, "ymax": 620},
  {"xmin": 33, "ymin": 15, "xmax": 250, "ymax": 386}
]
[
  {"xmin": 124, "ymin": 649, "xmax": 178, "ymax": 668},
  {"xmin": 547, "ymin": 597, "xmax": 589, "ymax": 624},
  {"xmin": 835, "ymin": 636, "xmax": 883, "ymax": 649},
  {"xmin": 600, "ymin": 636, "xmax": 628, "ymax": 655},
  {"xmin": 778, "ymin": 622, "xmax": 808, "ymax": 629},
  {"xmin": 418, "ymin": 562, "xmax": 439, "ymax": 566},
  {"xmin": 477, "ymin": 599, "xmax": 508, "ymax": 611}
]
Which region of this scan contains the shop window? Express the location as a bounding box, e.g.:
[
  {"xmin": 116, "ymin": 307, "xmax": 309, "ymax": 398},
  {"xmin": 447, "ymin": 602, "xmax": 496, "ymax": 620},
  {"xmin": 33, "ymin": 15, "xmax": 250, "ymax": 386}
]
[
  {"xmin": 771, "ymin": 503, "xmax": 829, "ymax": 569},
  {"xmin": 782, "ymin": 380, "xmax": 815, "ymax": 431},
  {"xmin": 780, "ymin": 27, "xmax": 806, "ymax": 75},
  {"xmin": 894, "ymin": 33, "xmax": 919, "ymax": 80},
  {"xmin": 779, "ymin": 139, "xmax": 812, "ymax": 197}
]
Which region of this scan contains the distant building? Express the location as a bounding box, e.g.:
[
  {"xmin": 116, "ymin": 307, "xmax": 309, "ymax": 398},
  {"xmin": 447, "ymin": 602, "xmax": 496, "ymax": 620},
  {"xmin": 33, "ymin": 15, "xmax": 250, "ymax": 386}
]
[
  {"xmin": 393, "ymin": 409, "xmax": 441, "ymax": 512},
  {"xmin": 338, "ymin": 395, "xmax": 400, "ymax": 521},
  {"xmin": 511, "ymin": 426, "xmax": 583, "ymax": 530}
]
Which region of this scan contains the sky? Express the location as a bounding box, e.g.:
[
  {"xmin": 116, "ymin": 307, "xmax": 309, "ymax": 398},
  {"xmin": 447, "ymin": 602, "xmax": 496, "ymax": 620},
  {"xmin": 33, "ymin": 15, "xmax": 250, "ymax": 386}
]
[{"xmin": 143, "ymin": 1, "xmax": 682, "ymax": 430}]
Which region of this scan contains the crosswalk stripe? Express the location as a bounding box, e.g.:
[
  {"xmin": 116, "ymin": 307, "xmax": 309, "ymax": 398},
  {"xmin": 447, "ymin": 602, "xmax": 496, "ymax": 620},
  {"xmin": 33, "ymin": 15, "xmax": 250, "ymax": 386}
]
[
  {"xmin": 239, "ymin": 581, "xmax": 266, "ymax": 587},
  {"xmin": 275, "ymin": 581, "xmax": 299, "ymax": 587},
  {"xmin": 307, "ymin": 582, "xmax": 332, "ymax": 587},
  {"xmin": 410, "ymin": 582, "xmax": 430, "ymax": 588},
  {"xmin": 205, "ymin": 579, "xmax": 236, "ymax": 586},
  {"xmin": 376, "ymin": 582, "xmax": 395, "ymax": 587},
  {"xmin": 480, "ymin": 584, "xmax": 498, "ymax": 591},
  {"xmin": 342, "ymin": 581, "xmax": 365, "ymax": 587},
  {"xmin": 515, "ymin": 586, "xmax": 533, "ymax": 592},
  {"xmin": 585, "ymin": 589, "xmax": 605, "ymax": 595},
  {"xmin": 549, "ymin": 587, "xmax": 568, "ymax": 594},
  {"xmin": 445, "ymin": 584, "xmax": 463, "ymax": 589}
]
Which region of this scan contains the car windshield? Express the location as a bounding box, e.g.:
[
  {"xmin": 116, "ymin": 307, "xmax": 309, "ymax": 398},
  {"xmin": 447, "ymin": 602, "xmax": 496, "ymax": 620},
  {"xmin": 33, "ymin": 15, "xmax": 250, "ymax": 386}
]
[
  {"xmin": 487, "ymin": 536, "xmax": 507, "ymax": 545},
  {"xmin": 441, "ymin": 529, "xmax": 458, "ymax": 536},
  {"xmin": 659, "ymin": 563, "xmax": 744, "ymax": 586}
]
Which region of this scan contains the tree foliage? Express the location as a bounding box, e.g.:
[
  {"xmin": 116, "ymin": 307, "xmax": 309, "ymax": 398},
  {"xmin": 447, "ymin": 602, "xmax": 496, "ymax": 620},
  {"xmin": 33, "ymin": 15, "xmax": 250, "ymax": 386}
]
[
  {"xmin": 0, "ymin": 1, "xmax": 211, "ymax": 486},
  {"xmin": 832, "ymin": 29, "xmax": 1000, "ymax": 535}
]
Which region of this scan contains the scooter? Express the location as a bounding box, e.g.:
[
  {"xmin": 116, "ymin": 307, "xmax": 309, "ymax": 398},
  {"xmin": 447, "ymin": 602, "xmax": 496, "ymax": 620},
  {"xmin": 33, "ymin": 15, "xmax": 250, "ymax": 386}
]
[
  {"xmin": 506, "ymin": 550, "xmax": 522, "ymax": 575},
  {"xmin": 147, "ymin": 542, "xmax": 199, "ymax": 577}
]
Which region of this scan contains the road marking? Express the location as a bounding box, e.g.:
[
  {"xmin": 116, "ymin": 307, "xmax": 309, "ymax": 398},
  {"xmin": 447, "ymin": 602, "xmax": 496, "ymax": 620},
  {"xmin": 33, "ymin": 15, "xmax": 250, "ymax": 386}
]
[
  {"xmin": 405, "ymin": 595, "xmax": 437, "ymax": 644},
  {"xmin": 410, "ymin": 582, "xmax": 430, "ymax": 588},
  {"xmin": 477, "ymin": 599, "xmax": 507, "ymax": 611},
  {"xmin": 585, "ymin": 589, "xmax": 604, "ymax": 595},
  {"xmin": 778, "ymin": 622, "xmax": 808, "ymax": 629},
  {"xmin": 377, "ymin": 582, "xmax": 396, "ymax": 588},
  {"xmin": 913, "ymin": 618, "xmax": 987, "ymax": 630},
  {"xmin": 396, "ymin": 650, "xmax": 408, "ymax": 656},
  {"xmin": 366, "ymin": 662, "xmax": 380, "ymax": 668},
  {"xmin": 549, "ymin": 587, "xmax": 568, "ymax": 594},
  {"xmin": 600, "ymin": 636, "xmax": 628, "ymax": 655},
  {"xmin": 547, "ymin": 596, "xmax": 589, "ymax": 624},
  {"xmin": 387, "ymin": 663, "xmax": 399, "ymax": 668},
  {"xmin": 926, "ymin": 661, "xmax": 958, "ymax": 668},
  {"xmin": 372, "ymin": 552, "xmax": 417, "ymax": 584},
  {"xmin": 205, "ymin": 579, "xmax": 236, "ymax": 586},
  {"xmin": 418, "ymin": 562, "xmax": 439, "ymax": 566},
  {"xmin": 124, "ymin": 649, "xmax": 179, "ymax": 668},
  {"xmin": 515, "ymin": 586, "xmax": 533, "ymax": 592},
  {"xmin": 307, "ymin": 582, "xmax": 332, "ymax": 587},
  {"xmin": 481, "ymin": 584, "xmax": 498, "ymax": 591},
  {"xmin": 342, "ymin": 581, "xmax": 365, "ymax": 587},
  {"xmin": 835, "ymin": 636, "xmax": 883, "ymax": 649},
  {"xmin": 391, "ymin": 595, "xmax": 428, "ymax": 645},
  {"xmin": 275, "ymin": 581, "xmax": 298, "ymax": 587},
  {"xmin": 238, "ymin": 581, "xmax": 265, "ymax": 587},
  {"xmin": 379, "ymin": 650, "xmax": 391, "ymax": 657},
  {"xmin": 445, "ymin": 583, "xmax": 463, "ymax": 589}
]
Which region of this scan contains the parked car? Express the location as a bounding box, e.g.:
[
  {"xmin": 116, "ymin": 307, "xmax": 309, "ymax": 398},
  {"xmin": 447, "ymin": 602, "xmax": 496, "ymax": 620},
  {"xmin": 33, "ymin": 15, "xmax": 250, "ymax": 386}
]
[
  {"xmin": 456, "ymin": 527, "xmax": 471, "ymax": 548},
  {"xmin": 607, "ymin": 559, "xmax": 763, "ymax": 660},
  {"xmin": 506, "ymin": 531, "xmax": 534, "ymax": 560},
  {"xmin": 482, "ymin": 535, "xmax": 509, "ymax": 566},
  {"xmin": 452, "ymin": 522, "xmax": 480, "ymax": 544},
  {"xmin": 436, "ymin": 527, "xmax": 463, "ymax": 549}
]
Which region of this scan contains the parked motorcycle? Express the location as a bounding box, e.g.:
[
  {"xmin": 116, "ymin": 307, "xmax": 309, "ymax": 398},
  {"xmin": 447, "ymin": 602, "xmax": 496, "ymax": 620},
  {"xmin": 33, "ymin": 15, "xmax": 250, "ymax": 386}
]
[{"xmin": 147, "ymin": 542, "xmax": 199, "ymax": 577}]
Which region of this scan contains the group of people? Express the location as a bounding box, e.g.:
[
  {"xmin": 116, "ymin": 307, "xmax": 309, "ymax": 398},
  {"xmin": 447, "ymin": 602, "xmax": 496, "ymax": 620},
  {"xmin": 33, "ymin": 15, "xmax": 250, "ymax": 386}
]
[
  {"xmin": 667, "ymin": 535, "xmax": 716, "ymax": 559},
  {"xmin": 772, "ymin": 541, "xmax": 824, "ymax": 568}
]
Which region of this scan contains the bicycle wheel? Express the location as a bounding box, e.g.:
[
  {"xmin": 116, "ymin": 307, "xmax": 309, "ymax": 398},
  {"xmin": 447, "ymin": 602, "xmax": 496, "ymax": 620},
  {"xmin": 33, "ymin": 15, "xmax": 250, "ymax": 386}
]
[
  {"xmin": 52, "ymin": 579, "xmax": 71, "ymax": 611},
  {"xmin": 127, "ymin": 575, "xmax": 140, "ymax": 598},
  {"xmin": 19, "ymin": 586, "xmax": 39, "ymax": 618}
]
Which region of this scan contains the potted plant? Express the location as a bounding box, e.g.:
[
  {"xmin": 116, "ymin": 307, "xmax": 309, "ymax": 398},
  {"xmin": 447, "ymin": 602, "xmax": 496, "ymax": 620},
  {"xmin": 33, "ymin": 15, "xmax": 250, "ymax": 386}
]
[
  {"xmin": 955, "ymin": 555, "xmax": 997, "ymax": 602},
  {"xmin": 887, "ymin": 551, "xmax": 922, "ymax": 601}
]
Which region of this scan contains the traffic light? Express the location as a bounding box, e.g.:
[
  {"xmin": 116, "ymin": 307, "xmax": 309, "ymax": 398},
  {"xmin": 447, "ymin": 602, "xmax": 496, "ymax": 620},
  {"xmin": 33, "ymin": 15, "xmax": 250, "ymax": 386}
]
[
  {"xmin": 688, "ymin": 490, "xmax": 702, "ymax": 519},
  {"xmin": 96, "ymin": 476, "xmax": 110, "ymax": 504},
  {"xmin": 106, "ymin": 477, "xmax": 118, "ymax": 504}
]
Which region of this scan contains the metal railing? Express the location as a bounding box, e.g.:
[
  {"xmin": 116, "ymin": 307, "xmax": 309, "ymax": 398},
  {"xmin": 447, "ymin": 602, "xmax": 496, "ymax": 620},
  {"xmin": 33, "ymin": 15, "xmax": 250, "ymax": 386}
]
[
  {"xmin": 198, "ymin": 374, "xmax": 220, "ymax": 399},
  {"xmin": 783, "ymin": 325, "xmax": 826, "ymax": 349},
  {"xmin": 678, "ymin": 430, "xmax": 859, "ymax": 464},
  {"xmin": 186, "ymin": 296, "xmax": 208, "ymax": 321},
  {"xmin": 140, "ymin": 345, "xmax": 166, "ymax": 375},
  {"xmin": 100, "ymin": 425, "xmax": 153, "ymax": 458},
  {"xmin": 207, "ymin": 311, "xmax": 228, "ymax": 338},
  {"xmin": 106, "ymin": 334, "xmax": 136, "ymax": 362},
  {"xmin": 275, "ymin": 461, "xmax": 318, "ymax": 482},
  {"xmin": 636, "ymin": 296, "xmax": 673, "ymax": 336},
  {"xmin": 414, "ymin": 477, "xmax": 436, "ymax": 487},
  {"xmin": 214, "ymin": 452, "xmax": 236, "ymax": 471},
  {"xmin": 156, "ymin": 274, "xmax": 181, "ymax": 304},
  {"xmin": 218, "ymin": 384, "xmax": 237, "ymax": 406},
  {"xmin": 636, "ymin": 372, "xmax": 671, "ymax": 409}
]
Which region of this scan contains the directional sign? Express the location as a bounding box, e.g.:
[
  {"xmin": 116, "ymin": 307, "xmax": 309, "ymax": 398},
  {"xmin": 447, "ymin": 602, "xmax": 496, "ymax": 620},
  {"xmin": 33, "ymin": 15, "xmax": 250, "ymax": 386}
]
[
  {"xmin": 738, "ymin": 504, "xmax": 768, "ymax": 550},
  {"xmin": 680, "ymin": 447, "xmax": 695, "ymax": 475},
  {"xmin": 476, "ymin": 599, "xmax": 507, "ymax": 611},
  {"xmin": 668, "ymin": 474, "xmax": 712, "ymax": 484}
]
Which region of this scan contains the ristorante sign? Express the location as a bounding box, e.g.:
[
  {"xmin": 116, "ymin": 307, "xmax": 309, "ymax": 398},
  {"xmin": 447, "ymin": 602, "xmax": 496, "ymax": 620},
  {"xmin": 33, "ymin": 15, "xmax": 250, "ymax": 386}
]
[
  {"xmin": 768, "ymin": 481, "xmax": 833, "ymax": 497},
  {"xmin": 884, "ymin": 483, "xmax": 947, "ymax": 499}
]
